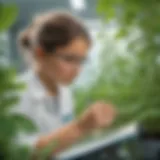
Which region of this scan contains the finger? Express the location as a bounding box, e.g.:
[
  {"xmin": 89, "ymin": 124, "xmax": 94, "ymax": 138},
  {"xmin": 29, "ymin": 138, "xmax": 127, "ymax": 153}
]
[
  {"xmin": 93, "ymin": 104, "xmax": 108, "ymax": 122},
  {"xmin": 106, "ymin": 117, "xmax": 114, "ymax": 126},
  {"xmin": 104, "ymin": 105, "xmax": 115, "ymax": 116},
  {"xmin": 102, "ymin": 107, "xmax": 115, "ymax": 125},
  {"xmin": 96, "ymin": 109, "xmax": 109, "ymax": 127}
]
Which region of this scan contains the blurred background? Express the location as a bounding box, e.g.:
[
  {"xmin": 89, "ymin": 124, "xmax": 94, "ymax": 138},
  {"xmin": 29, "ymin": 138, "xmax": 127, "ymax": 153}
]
[{"xmin": 0, "ymin": 0, "xmax": 160, "ymax": 159}]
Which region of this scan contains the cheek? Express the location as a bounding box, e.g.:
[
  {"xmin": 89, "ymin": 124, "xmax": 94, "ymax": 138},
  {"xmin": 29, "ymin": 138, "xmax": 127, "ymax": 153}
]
[
  {"xmin": 57, "ymin": 62, "xmax": 80, "ymax": 80},
  {"xmin": 58, "ymin": 62, "xmax": 73, "ymax": 75}
]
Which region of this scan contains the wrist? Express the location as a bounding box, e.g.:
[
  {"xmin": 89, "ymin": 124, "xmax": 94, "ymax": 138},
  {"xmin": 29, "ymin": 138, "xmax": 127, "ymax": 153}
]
[{"xmin": 76, "ymin": 118, "xmax": 93, "ymax": 135}]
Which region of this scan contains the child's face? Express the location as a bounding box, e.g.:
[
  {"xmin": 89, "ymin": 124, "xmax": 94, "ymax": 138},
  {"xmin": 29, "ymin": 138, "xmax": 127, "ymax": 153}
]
[{"xmin": 36, "ymin": 37, "xmax": 90, "ymax": 85}]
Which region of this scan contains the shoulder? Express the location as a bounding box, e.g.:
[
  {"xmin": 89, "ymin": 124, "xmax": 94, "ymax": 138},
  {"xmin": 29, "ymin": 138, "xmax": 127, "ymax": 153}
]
[
  {"xmin": 17, "ymin": 70, "xmax": 35, "ymax": 101},
  {"xmin": 15, "ymin": 71, "xmax": 35, "ymax": 113}
]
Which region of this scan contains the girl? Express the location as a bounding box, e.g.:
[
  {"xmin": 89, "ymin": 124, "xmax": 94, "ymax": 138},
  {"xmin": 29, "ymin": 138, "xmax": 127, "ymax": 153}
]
[{"xmin": 18, "ymin": 11, "xmax": 116, "ymax": 158}]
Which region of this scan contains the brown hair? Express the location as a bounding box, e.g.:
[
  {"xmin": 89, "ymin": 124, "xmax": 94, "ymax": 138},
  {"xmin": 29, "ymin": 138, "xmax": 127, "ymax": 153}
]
[{"xmin": 19, "ymin": 11, "xmax": 91, "ymax": 54}]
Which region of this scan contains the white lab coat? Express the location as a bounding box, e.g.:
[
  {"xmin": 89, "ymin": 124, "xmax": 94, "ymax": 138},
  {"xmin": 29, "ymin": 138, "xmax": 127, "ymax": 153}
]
[{"xmin": 14, "ymin": 70, "xmax": 74, "ymax": 147}]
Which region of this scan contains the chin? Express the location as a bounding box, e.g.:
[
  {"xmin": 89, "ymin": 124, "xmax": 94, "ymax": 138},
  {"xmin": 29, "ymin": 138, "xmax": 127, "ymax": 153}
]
[{"xmin": 62, "ymin": 79, "xmax": 73, "ymax": 86}]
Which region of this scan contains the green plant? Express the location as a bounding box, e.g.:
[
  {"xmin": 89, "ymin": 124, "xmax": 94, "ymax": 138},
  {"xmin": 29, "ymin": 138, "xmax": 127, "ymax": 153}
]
[
  {"xmin": 76, "ymin": 0, "xmax": 160, "ymax": 132},
  {"xmin": 0, "ymin": 3, "xmax": 37, "ymax": 160},
  {"xmin": 86, "ymin": 0, "xmax": 160, "ymax": 132}
]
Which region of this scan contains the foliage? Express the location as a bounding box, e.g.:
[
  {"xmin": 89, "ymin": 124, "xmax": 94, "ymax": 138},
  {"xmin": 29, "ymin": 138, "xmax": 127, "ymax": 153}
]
[
  {"xmin": 0, "ymin": 3, "xmax": 18, "ymax": 32},
  {"xmin": 76, "ymin": 0, "xmax": 160, "ymax": 132},
  {"xmin": 97, "ymin": 0, "xmax": 160, "ymax": 131},
  {"xmin": 0, "ymin": 3, "xmax": 37, "ymax": 160}
]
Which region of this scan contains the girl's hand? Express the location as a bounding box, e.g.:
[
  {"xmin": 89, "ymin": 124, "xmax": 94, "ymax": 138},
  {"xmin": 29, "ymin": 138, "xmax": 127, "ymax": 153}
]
[{"xmin": 78, "ymin": 101, "xmax": 116, "ymax": 132}]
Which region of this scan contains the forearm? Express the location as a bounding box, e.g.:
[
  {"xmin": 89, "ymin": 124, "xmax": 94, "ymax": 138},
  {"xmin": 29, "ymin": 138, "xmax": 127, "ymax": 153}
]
[{"xmin": 34, "ymin": 120, "xmax": 88, "ymax": 157}]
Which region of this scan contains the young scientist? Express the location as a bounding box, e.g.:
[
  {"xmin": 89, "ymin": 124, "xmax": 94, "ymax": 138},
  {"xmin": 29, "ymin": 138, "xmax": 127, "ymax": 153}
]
[{"xmin": 17, "ymin": 11, "xmax": 116, "ymax": 157}]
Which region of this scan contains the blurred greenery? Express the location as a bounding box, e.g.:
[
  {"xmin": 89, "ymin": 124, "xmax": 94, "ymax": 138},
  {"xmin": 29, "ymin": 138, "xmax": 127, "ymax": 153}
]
[
  {"xmin": 0, "ymin": 3, "xmax": 37, "ymax": 160},
  {"xmin": 0, "ymin": 4, "xmax": 18, "ymax": 32},
  {"xmin": 75, "ymin": 0, "xmax": 160, "ymax": 133}
]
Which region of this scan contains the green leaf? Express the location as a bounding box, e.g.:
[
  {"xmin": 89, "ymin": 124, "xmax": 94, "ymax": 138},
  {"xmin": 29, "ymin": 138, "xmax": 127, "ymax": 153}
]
[
  {"xmin": 0, "ymin": 3, "xmax": 18, "ymax": 32},
  {"xmin": 10, "ymin": 145, "xmax": 31, "ymax": 160},
  {"xmin": 115, "ymin": 28, "xmax": 128, "ymax": 39},
  {"xmin": 0, "ymin": 95, "xmax": 19, "ymax": 113},
  {"xmin": 10, "ymin": 114, "xmax": 37, "ymax": 133}
]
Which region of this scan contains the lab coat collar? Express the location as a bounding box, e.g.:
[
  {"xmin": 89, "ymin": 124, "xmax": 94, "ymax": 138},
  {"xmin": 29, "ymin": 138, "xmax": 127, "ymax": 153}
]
[
  {"xmin": 28, "ymin": 71, "xmax": 68, "ymax": 102},
  {"xmin": 29, "ymin": 71, "xmax": 48, "ymax": 100}
]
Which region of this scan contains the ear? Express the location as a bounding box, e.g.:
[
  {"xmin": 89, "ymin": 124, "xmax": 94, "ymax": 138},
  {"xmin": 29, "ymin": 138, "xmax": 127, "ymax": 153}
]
[{"xmin": 34, "ymin": 47, "xmax": 45, "ymax": 58}]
